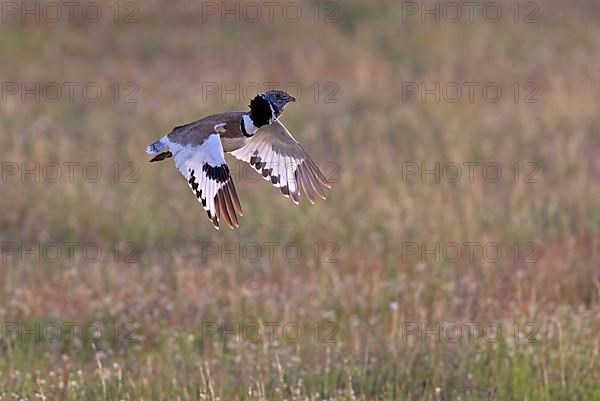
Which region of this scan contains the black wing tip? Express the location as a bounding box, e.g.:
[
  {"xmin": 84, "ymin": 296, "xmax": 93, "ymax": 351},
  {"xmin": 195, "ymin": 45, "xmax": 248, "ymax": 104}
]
[{"xmin": 206, "ymin": 183, "xmax": 242, "ymax": 230}]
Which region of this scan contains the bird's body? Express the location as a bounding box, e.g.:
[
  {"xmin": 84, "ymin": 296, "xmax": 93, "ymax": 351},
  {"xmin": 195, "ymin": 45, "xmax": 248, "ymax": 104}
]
[
  {"xmin": 168, "ymin": 112, "xmax": 248, "ymax": 152},
  {"xmin": 146, "ymin": 90, "xmax": 330, "ymax": 230}
]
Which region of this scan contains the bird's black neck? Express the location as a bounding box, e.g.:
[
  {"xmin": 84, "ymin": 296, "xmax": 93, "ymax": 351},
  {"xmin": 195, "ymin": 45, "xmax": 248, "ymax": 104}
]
[{"xmin": 249, "ymin": 95, "xmax": 273, "ymax": 128}]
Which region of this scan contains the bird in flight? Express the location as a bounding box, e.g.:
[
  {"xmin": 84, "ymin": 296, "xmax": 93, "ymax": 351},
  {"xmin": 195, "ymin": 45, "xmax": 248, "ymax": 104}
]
[{"xmin": 146, "ymin": 90, "xmax": 331, "ymax": 229}]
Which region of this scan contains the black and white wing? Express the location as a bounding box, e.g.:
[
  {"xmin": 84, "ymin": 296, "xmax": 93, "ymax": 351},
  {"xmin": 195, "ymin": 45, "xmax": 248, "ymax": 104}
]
[
  {"xmin": 231, "ymin": 120, "xmax": 330, "ymax": 204},
  {"xmin": 170, "ymin": 133, "xmax": 242, "ymax": 229}
]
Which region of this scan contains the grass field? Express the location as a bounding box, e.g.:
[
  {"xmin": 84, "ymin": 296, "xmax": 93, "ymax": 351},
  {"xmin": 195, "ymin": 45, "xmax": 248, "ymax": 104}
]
[{"xmin": 0, "ymin": 0, "xmax": 599, "ymax": 399}]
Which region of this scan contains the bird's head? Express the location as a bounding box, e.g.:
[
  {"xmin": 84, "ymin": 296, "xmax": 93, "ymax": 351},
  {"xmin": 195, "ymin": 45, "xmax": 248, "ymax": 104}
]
[
  {"xmin": 260, "ymin": 90, "xmax": 296, "ymax": 119},
  {"xmin": 248, "ymin": 90, "xmax": 296, "ymax": 127}
]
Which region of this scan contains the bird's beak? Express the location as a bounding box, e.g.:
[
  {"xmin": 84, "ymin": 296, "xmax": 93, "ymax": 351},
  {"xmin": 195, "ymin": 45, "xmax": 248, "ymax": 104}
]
[{"xmin": 290, "ymin": 96, "xmax": 296, "ymax": 102}]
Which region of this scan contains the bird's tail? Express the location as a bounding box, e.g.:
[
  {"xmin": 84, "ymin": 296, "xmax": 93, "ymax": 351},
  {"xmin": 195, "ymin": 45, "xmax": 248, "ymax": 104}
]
[
  {"xmin": 146, "ymin": 135, "xmax": 173, "ymax": 163},
  {"xmin": 146, "ymin": 135, "xmax": 169, "ymax": 155},
  {"xmin": 149, "ymin": 151, "xmax": 173, "ymax": 163}
]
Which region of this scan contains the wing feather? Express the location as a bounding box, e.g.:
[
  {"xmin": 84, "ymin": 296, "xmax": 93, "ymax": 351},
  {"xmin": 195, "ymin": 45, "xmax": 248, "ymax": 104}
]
[
  {"xmin": 170, "ymin": 133, "xmax": 241, "ymax": 229},
  {"xmin": 297, "ymin": 163, "xmax": 316, "ymax": 204},
  {"xmin": 231, "ymin": 120, "xmax": 330, "ymax": 204}
]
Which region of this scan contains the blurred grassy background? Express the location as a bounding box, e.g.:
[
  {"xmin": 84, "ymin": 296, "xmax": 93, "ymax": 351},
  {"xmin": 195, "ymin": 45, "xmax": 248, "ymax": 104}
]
[{"xmin": 0, "ymin": 0, "xmax": 599, "ymax": 399}]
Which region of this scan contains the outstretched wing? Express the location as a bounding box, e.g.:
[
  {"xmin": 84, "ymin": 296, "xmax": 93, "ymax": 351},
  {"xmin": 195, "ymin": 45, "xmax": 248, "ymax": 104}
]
[
  {"xmin": 231, "ymin": 120, "xmax": 330, "ymax": 204},
  {"xmin": 170, "ymin": 133, "xmax": 242, "ymax": 229}
]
